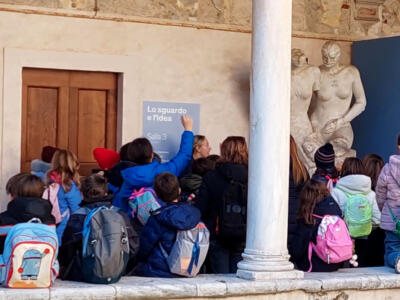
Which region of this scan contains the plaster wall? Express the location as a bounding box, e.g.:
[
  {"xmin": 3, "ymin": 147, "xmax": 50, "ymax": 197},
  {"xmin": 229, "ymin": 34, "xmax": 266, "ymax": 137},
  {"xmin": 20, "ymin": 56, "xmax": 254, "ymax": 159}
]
[{"xmin": 0, "ymin": 11, "xmax": 351, "ymax": 208}]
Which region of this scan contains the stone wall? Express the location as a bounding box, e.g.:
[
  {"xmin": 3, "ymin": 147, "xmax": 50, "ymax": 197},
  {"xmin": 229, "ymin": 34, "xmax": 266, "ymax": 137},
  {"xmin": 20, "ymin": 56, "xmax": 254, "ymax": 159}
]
[{"xmin": 1, "ymin": 0, "xmax": 400, "ymax": 38}]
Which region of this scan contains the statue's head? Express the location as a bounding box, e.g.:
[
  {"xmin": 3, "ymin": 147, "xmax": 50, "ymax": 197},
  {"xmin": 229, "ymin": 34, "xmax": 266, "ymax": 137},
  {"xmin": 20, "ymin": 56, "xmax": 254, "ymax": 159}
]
[
  {"xmin": 321, "ymin": 41, "xmax": 341, "ymax": 68},
  {"xmin": 291, "ymin": 48, "xmax": 307, "ymax": 68}
]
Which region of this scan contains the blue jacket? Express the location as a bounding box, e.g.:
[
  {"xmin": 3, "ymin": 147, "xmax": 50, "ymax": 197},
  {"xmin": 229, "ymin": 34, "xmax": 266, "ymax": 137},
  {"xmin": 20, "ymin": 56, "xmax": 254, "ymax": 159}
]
[
  {"xmin": 135, "ymin": 203, "xmax": 200, "ymax": 277},
  {"xmin": 113, "ymin": 131, "xmax": 194, "ymax": 213}
]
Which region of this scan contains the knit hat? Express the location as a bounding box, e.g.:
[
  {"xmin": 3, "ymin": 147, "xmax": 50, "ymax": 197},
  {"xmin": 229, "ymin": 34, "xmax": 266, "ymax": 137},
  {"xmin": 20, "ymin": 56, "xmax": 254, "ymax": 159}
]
[
  {"xmin": 93, "ymin": 148, "xmax": 120, "ymax": 170},
  {"xmin": 41, "ymin": 146, "xmax": 59, "ymax": 163},
  {"xmin": 314, "ymin": 143, "xmax": 335, "ymax": 169}
]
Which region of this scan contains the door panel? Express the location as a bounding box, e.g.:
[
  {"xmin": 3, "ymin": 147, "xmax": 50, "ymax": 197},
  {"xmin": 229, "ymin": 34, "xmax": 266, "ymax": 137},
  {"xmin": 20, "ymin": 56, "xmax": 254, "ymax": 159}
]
[{"xmin": 21, "ymin": 68, "xmax": 118, "ymax": 175}]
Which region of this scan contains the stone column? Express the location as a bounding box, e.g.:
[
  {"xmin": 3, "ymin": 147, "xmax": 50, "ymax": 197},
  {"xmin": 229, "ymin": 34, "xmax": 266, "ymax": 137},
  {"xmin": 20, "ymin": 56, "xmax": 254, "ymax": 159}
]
[{"xmin": 236, "ymin": 0, "xmax": 303, "ymax": 280}]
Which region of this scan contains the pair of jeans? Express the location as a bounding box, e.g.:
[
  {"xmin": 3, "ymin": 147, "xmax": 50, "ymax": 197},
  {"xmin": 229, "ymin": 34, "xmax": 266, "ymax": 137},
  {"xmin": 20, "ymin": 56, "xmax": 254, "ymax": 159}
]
[
  {"xmin": 208, "ymin": 240, "xmax": 243, "ymax": 274},
  {"xmin": 384, "ymin": 230, "xmax": 400, "ymax": 268}
]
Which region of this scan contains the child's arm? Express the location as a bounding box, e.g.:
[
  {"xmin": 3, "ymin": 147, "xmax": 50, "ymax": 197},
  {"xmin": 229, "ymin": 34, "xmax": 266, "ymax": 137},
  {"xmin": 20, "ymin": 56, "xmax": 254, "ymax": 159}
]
[{"xmin": 375, "ymin": 165, "xmax": 388, "ymax": 211}]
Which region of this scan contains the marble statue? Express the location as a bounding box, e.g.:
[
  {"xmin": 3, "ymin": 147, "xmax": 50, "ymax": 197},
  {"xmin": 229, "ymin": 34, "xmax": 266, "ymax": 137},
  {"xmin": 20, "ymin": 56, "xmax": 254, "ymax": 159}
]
[
  {"xmin": 290, "ymin": 48, "xmax": 320, "ymax": 172},
  {"xmin": 304, "ymin": 41, "xmax": 367, "ymax": 167}
]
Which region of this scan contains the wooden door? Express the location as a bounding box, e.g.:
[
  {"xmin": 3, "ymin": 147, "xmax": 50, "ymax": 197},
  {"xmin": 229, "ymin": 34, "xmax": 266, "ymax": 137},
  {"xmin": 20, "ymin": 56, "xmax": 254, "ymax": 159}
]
[{"xmin": 21, "ymin": 68, "xmax": 118, "ymax": 175}]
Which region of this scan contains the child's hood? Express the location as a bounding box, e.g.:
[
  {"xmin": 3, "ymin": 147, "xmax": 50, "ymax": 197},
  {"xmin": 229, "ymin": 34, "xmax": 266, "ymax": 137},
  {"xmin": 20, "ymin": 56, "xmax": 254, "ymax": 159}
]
[
  {"xmin": 388, "ymin": 155, "xmax": 400, "ymax": 186},
  {"xmin": 156, "ymin": 204, "xmax": 200, "ymax": 230},
  {"xmin": 335, "ymin": 174, "xmax": 372, "ymax": 195}
]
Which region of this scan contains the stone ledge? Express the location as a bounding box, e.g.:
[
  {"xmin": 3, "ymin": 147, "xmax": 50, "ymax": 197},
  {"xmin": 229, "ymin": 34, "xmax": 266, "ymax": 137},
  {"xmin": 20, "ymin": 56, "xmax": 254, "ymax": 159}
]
[{"xmin": 0, "ymin": 267, "xmax": 400, "ymax": 299}]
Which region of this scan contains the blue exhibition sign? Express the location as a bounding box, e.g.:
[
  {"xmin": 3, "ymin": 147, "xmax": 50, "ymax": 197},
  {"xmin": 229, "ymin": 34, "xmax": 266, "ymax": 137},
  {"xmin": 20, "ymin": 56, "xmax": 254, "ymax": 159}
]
[{"xmin": 143, "ymin": 101, "xmax": 199, "ymax": 161}]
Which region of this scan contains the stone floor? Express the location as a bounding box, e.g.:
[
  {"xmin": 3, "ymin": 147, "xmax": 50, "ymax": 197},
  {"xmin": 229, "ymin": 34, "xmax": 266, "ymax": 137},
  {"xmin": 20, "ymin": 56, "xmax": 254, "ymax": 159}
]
[{"xmin": 1, "ymin": 267, "xmax": 400, "ymax": 299}]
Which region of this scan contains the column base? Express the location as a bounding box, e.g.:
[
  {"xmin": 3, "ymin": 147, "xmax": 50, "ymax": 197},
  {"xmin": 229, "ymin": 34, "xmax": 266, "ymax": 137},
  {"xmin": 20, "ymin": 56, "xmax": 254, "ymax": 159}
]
[{"xmin": 236, "ymin": 250, "xmax": 304, "ymax": 280}]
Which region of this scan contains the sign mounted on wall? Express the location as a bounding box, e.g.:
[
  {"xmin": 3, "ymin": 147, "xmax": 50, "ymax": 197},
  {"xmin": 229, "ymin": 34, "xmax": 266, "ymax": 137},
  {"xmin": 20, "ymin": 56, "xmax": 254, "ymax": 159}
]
[{"xmin": 143, "ymin": 101, "xmax": 200, "ymax": 161}]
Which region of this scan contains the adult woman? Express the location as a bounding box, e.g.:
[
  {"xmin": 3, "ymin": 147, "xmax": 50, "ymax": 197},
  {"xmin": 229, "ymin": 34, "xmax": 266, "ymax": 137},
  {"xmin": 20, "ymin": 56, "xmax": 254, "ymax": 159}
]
[
  {"xmin": 193, "ymin": 135, "xmax": 211, "ymax": 159},
  {"xmin": 196, "ymin": 136, "xmax": 248, "ymax": 274},
  {"xmin": 288, "ymin": 136, "xmax": 309, "ymax": 251}
]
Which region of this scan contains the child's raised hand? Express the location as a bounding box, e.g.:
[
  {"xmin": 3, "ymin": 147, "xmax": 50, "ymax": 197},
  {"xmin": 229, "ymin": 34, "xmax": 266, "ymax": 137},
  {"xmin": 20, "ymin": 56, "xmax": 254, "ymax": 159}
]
[{"xmin": 181, "ymin": 115, "xmax": 193, "ymax": 132}]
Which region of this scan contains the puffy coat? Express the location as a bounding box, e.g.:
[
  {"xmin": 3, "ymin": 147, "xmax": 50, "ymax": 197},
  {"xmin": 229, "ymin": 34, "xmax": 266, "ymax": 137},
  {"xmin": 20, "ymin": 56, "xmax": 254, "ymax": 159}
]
[
  {"xmin": 0, "ymin": 196, "xmax": 55, "ymax": 252},
  {"xmin": 59, "ymin": 196, "xmax": 139, "ymax": 281},
  {"xmin": 289, "ymin": 196, "xmax": 343, "ymax": 272},
  {"xmin": 135, "ymin": 203, "xmax": 200, "ymax": 277},
  {"xmin": 376, "ymin": 155, "xmax": 400, "ymax": 231},
  {"xmin": 113, "ymin": 131, "xmax": 194, "ymax": 214},
  {"xmin": 195, "ymin": 162, "xmax": 247, "ymax": 246},
  {"xmin": 30, "ymin": 159, "xmax": 51, "ymax": 180},
  {"xmin": 331, "ymin": 174, "xmax": 381, "ymax": 225}
]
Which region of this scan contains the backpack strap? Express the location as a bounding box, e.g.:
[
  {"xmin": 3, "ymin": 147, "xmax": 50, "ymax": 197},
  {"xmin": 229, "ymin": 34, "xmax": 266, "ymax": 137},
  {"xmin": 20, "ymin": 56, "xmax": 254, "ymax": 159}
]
[
  {"xmin": 307, "ymin": 242, "xmax": 314, "ymax": 273},
  {"xmin": 82, "ymin": 206, "xmax": 107, "ymax": 256},
  {"xmin": 187, "ymin": 231, "xmax": 201, "ymax": 275},
  {"xmin": 387, "ymin": 204, "xmax": 399, "ymax": 223},
  {"xmin": 0, "ymin": 225, "xmax": 13, "ymax": 236},
  {"xmin": 312, "ymin": 214, "xmax": 323, "ymax": 219}
]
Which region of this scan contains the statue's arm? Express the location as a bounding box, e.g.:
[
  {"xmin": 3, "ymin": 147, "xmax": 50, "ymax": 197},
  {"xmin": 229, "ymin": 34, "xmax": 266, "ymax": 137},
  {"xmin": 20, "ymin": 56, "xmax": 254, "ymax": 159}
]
[{"xmin": 342, "ymin": 66, "xmax": 366, "ymax": 123}]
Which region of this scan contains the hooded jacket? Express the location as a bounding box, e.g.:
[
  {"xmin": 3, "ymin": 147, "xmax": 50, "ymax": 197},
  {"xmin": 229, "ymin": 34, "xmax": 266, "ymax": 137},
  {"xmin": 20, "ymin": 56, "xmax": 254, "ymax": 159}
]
[
  {"xmin": 331, "ymin": 174, "xmax": 381, "ymax": 225},
  {"xmin": 113, "ymin": 131, "xmax": 194, "ymax": 214},
  {"xmin": 196, "ymin": 162, "xmax": 248, "ymax": 246},
  {"xmin": 30, "ymin": 159, "xmax": 51, "ymax": 180},
  {"xmin": 135, "ymin": 203, "xmax": 200, "ymax": 277},
  {"xmin": 376, "ymin": 155, "xmax": 400, "ymax": 231},
  {"xmin": 0, "ymin": 196, "xmax": 55, "ymax": 252}
]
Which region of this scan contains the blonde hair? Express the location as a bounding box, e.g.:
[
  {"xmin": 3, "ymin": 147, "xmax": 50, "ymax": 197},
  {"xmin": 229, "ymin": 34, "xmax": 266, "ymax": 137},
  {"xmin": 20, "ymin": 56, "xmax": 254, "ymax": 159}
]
[
  {"xmin": 193, "ymin": 135, "xmax": 206, "ymax": 154},
  {"xmin": 219, "ymin": 136, "xmax": 248, "ymax": 165},
  {"xmin": 290, "ymin": 136, "xmax": 309, "ymax": 185},
  {"xmin": 48, "ymin": 149, "xmax": 80, "ymax": 192}
]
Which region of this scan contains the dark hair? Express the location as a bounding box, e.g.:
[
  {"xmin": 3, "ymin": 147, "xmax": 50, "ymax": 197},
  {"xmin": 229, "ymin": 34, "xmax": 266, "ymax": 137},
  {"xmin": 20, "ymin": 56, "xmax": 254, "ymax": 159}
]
[
  {"xmin": 41, "ymin": 146, "xmax": 59, "ymax": 163},
  {"xmin": 340, "ymin": 157, "xmax": 366, "ymax": 177},
  {"xmin": 153, "ymin": 152, "xmax": 162, "ymax": 163},
  {"xmin": 119, "ymin": 143, "xmax": 131, "ymax": 162},
  {"xmin": 299, "ymin": 179, "xmax": 330, "ymax": 225},
  {"xmin": 154, "ymin": 172, "xmax": 180, "ymax": 203},
  {"xmin": 219, "ymin": 136, "xmax": 248, "ymax": 165},
  {"xmin": 192, "ymin": 158, "xmax": 216, "ymax": 176},
  {"xmin": 314, "ymin": 167, "xmax": 339, "ymax": 179},
  {"xmin": 207, "ymin": 154, "xmax": 220, "ymax": 162},
  {"xmin": 6, "ymin": 173, "xmax": 45, "ymax": 198},
  {"xmin": 363, "ymin": 154, "xmax": 384, "ymax": 191},
  {"xmin": 81, "ymin": 174, "xmax": 108, "ymax": 200},
  {"xmin": 126, "ymin": 138, "xmax": 153, "ymax": 165}
]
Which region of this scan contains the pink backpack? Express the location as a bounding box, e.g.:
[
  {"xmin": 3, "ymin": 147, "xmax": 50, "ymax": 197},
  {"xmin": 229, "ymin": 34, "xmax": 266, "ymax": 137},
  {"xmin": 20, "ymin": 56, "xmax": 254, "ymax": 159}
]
[
  {"xmin": 307, "ymin": 214, "xmax": 353, "ymax": 272},
  {"xmin": 42, "ymin": 183, "xmax": 62, "ymax": 224}
]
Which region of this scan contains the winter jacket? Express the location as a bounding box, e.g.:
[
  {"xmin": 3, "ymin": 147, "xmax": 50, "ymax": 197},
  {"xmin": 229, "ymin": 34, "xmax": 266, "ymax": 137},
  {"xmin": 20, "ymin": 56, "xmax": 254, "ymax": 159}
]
[
  {"xmin": 59, "ymin": 196, "xmax": 139, "ymax": 281},
  {"xmin": 179, "ymin": 173, "xmax": 203, "ymax": 203},
  {"xmin": 134, "ymin": 203, "xmax": 200, "ymax": 277},
  {"xmin": 105, "ymin": 160, "xmax": 136, "ymax": 190},
  {"xmin": 288, "ymin": 167, "xmax": 306, "ymax": 250},
  {"xmin": 376, "ymin": 155, "xmax": 400, "ymax": 231},
  {"xmin": 30, "ymin": 159, "xmax": 51, "ymax": 180},
  {"xmin": 331, "ymin": 174, "xmax": 381, "ymax": 225},
  {"xmin": 0, "ymin": 196, "xmax": 55, "ymax": 252},
  {"xmin": 289, "ymin": 196, "xmax": 343, "ymax": 272},
  {"xmin": 113, "ymin": 131, "xmax": 194, "ymax": 214},
  {"xmin": 195, "ymin": 162, "xmax": 247, "ymax": 248}
]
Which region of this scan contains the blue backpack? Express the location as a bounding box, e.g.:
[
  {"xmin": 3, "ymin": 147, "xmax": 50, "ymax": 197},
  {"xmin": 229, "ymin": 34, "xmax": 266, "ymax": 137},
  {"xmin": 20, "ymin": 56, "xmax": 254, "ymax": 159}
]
[
  {"xmin": 0, "ymin": 219, "xmax": 59, "ymax": 288},
  {"xmin": 128, "ymin": 188, "xmax": 162, "ymax": 225}
]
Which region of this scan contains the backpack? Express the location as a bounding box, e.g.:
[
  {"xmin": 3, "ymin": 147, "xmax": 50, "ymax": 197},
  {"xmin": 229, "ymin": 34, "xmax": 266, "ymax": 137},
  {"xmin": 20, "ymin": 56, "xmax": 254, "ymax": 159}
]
[
  {"xmin": 217, "ymin": 175, "xmax": 247, "ymax": 241},
  {"xmin": 159, "ymin": 222, "xmax": 209, "ymax": 277},
  {"xmin": 0, "ymin": 219, "xmax": 59, "ymax": 288},
  {"xmin": 81, "ymin": 206, "xmax": 130, "ymax": 284},
  {"xmin": 342, "ymin": 192, "xmax": 372, "ymax": 238},
  {"xmin": 128, "ymin": 188, "xmax": 162, "ymax": 225},
  {"xmin": 307, "ymin": 214, "xmax": 353, "ymax": 272},
  {"xmin": 387, "ymin": 205, "xmax": 400, "ymax": 238},
  {"xmin": 42, "ymin": 183, "xmax": 62, "ymax": 224}
]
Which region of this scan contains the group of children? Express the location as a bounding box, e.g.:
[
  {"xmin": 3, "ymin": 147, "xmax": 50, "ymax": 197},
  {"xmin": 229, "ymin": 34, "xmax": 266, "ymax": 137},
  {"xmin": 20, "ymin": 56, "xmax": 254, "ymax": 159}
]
[
  {"xmin": 288, "ymin": 135, "xmax": 400, "ymax": 273},
  {"xmin": 3, "ymin": 115, "xmax": 400, "ymax": 285}
]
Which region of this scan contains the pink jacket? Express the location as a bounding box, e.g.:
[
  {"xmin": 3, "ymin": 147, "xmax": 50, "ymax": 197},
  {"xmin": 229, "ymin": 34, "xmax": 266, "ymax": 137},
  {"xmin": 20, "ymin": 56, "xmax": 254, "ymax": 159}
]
[{"xmin": 376, "ymin": 155, "xmax": 400, "ymax": 231}]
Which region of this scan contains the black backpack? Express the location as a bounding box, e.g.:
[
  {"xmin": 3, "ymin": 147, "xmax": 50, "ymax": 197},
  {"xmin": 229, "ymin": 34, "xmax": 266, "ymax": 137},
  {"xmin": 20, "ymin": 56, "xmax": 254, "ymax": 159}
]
[{"xmin": 217, "ymin": 174, "xmax": 247, "ymax": 242}]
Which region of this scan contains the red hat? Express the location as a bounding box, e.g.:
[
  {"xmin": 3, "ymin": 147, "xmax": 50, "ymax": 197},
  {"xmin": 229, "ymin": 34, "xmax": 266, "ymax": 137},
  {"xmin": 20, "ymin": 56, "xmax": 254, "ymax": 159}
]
[{"xmin": 93, "ymin": 148, "xmax": 120, "ymax": 170}]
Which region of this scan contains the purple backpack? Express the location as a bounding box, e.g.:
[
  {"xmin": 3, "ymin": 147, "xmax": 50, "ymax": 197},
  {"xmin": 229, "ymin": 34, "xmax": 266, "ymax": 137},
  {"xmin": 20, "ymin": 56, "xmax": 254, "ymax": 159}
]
[{"xmin": 128, "ymin": 188, "xmax": 161, "ymax": 225}]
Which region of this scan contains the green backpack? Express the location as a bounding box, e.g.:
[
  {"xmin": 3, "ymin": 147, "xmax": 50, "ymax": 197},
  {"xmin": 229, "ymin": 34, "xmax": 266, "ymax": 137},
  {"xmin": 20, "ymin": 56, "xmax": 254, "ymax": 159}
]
[
  {"xmin": 343, "ymin": 192, "xmax": 372, "ymax": 238},
  {"xmin": 387, "ymin": 205, "xmax": 400, "ymax": 238}
]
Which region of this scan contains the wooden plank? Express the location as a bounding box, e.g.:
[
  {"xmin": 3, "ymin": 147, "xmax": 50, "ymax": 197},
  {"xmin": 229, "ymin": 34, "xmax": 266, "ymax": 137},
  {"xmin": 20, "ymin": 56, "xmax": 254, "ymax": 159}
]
[{"xmin": 69, "ymin": 71, "xmax": 117, "ymax": 90}]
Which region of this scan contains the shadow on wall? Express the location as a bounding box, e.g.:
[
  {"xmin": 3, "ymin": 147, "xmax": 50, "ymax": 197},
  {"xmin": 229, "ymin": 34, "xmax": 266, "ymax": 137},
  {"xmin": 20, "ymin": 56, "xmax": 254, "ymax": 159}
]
[{"xmin": 230, "ymin": 64, "xmax": 250, "ymax": 120}]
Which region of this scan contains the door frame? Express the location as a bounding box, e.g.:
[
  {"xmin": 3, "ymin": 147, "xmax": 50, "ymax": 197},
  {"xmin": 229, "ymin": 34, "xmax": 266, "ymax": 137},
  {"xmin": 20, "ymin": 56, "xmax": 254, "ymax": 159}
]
[{"xmin": 1, "ymin": 48, "xmax": 140, "ymax": 210}]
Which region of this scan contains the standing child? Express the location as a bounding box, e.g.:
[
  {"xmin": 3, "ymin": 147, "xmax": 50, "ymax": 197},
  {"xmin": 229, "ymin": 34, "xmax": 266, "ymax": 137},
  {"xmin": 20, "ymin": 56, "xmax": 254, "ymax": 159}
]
[
  {"xmin": 312, "ymin": 143, "xmax": 339, "ymax": 192},
  {"xmin": 46, "ymin": 149, "xmax": 82, "ymax": 243},
  {"xmin": 289, "ymin": 179, "xmax": 343, "ymax": 272},
  {"xmin": 376, "ymin": 135, "xmax": 400, "ymax": 272}
]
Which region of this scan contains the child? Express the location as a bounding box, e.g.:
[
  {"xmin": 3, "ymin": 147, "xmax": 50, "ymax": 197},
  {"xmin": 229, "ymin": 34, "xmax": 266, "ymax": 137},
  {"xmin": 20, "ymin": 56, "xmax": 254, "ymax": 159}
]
[
  {"xmin": 134, "ymin": 172, "xmax": 201, "ymax": 277},
  {"xmin": 376, "ymin": 134, "xmax": 400, "ymax": 272},
  {"xmin": 363, "ymin": 154, "xmax": 385, "ymax": 191},
  {"xmin": 0, "ymin": 173, "xmax": 55, "ymax": 252},
  {"xmin": 47, "ymin": 149, "xmax": 82, "ymax": 243},
  {"xmin": 59, "ymin": 174, "xmax": 139, "ymax": 281},
  {"xmin": 289, "ymin": 179, "xmax": 343, "ymax": 272},
  {"xmin": 30, "ymin": 145, "xmax": 59, "ymax": 180},
  {"xmin": 113, "ymin": 115, "xmax": 194, "ymax": 214},
  {"xmin": 312, "ymin": 143, "xmax": 339, "ymax": 191},
  {"xmin": 331, "ymin": 157, "xmax": 381, "ymax": 225}
]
